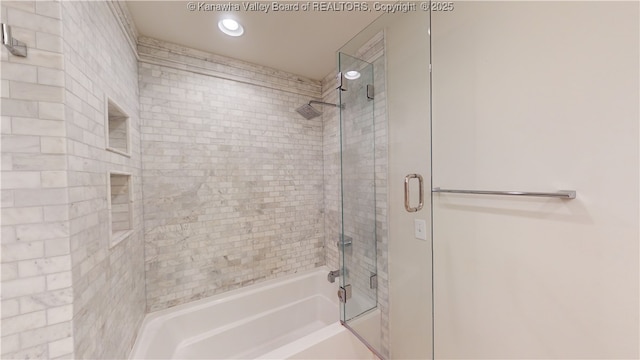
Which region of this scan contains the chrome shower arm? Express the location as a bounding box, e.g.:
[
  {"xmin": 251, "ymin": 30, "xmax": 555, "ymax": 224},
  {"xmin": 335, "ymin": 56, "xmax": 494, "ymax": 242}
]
[
  {"xmin": 309, "ymin": 100, "xmax": 344, "ymax": 109},
  {"xmin": 1, "ymin": 23, "xmax": 27, "ymax": 57}
]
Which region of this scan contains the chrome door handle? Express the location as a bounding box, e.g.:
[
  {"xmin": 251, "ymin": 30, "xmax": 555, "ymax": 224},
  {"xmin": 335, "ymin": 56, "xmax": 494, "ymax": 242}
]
[{"xmin": 404, "ymin": 174, "xmax": 424, "ymax": 212}]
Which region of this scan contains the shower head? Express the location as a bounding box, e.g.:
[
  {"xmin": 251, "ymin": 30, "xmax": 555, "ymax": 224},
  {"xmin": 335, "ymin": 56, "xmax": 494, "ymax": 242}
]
[
  {"xmin": 295, "ymin": 100, "xmax": 343, "ymax": 120},
  {"xmin": 296, "ymin": 103, "xmax": 323, "ymax": 120}
]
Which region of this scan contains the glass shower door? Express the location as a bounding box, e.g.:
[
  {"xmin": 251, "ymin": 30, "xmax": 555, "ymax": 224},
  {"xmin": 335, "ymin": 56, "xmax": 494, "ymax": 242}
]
[
  {"xmin": 336, "ymin": 11, "xmax": 432, "ymax": 359},
  {"xmin": 338, "ymin": 52, "xmax": 377, "ymax": 323}
]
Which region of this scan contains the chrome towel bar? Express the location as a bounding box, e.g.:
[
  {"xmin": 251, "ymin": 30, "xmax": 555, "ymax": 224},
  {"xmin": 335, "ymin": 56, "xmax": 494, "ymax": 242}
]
[{"xmin": 432, "ymin": 187, "xmax": 576, "ymax": 199}]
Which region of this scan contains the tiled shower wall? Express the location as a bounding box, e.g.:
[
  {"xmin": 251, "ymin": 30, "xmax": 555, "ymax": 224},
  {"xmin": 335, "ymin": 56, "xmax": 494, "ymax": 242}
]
[
  {"xmin": 322, "ymin": 32, "xmax": 389, "ymax": 357},
  {"xmin": 138, "ymin": 37, "xmax": 326, "ymax": 311},
  {"xmin": 1, "ymin": 2, "xmax": 73, "ymax": 358},
  {"xmin": 61, "ymin": 1, "xmax": 145, "ymax": 358},
  {"xmin": 363, "ymin": 33, "xmax": 390, "ymax": 358},
  {"xmin": 1, "ymin": 1, "xmax": 145, "ymax": 359},
  {"xmin": 2, "ymin": 2, "xmax": 387, "ymax": 357}
]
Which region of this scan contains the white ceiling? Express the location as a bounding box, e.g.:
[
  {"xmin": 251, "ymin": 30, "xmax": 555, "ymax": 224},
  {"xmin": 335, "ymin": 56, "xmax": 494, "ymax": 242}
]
[{"xmin": 126, "ymin": 2, "xmax": 381, "ymax": 80}]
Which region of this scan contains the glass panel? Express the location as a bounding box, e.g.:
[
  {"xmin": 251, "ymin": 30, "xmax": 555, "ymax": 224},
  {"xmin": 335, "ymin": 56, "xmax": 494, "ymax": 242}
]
[
  {"xmin": 338, "ymin": 10, "xmax": 432, "ymax": 360},
  {"xmin": 338, "ymin": 52, "xmax": 377, "ymax": 322}
]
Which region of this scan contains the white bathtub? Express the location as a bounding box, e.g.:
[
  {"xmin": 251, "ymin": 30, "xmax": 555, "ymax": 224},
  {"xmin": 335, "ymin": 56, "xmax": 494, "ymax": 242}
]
[{"xmin": 129, "ymin": 267, "xmax": 378, "ymax": 359}]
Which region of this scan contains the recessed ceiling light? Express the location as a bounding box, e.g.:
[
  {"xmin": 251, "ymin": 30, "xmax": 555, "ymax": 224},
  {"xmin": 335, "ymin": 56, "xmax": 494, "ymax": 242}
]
[
  {"xmin": 344, "ymin": 70, "xmax": 361, "ymax": 80},
  {"xmin": 218, "ymin": 18, "xmax": 244, "ymax": 37}
]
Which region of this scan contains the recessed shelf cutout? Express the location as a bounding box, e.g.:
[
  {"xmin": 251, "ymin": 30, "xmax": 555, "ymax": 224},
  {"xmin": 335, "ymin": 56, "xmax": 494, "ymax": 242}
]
[
  {"xmin": 108, "ymin": 172, "xmax": 133, "ymax": 247},
  {"xmin": 105, "ymin": 96, "xmax": 130, "ymax": 156}
]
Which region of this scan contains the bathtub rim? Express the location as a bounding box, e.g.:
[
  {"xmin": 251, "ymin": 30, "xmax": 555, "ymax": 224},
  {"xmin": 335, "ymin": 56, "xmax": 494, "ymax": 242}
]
[{"xmin": 130, "ymin": 265, "xmax": 335, "ymax": 359}]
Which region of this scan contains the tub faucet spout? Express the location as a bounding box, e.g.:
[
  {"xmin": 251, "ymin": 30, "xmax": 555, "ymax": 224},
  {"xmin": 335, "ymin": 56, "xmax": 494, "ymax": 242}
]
[{"xmin": 327, "ymin": 269, "xmax": 340, "ymax": 283}]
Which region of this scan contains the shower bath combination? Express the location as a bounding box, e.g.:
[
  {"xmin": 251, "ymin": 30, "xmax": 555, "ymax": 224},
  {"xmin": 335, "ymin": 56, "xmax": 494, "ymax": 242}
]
[{"xmin": 296, "ymin": 100, "xmax": 343, "ymax": 119}]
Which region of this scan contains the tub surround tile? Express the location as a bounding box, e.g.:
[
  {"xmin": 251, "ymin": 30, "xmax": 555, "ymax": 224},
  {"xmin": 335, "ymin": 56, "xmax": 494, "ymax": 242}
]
[
  {"xmin": 60, "ymin": 1, "xmax": 145, "ymax": 358},
  {"xmin": 1, "ymin": 62, "xmax": 38, "ymax": 83},
  {"xmin": 1, "ymin": 1, "xmax": 143, "ymax": 359},
  {"xmin": 1, "ymin": 171, "xmax": 41, "ymax": 189},
  {"xmin": 6, "ymin": 7, "xmax": 62, "ymax": 36},
  {"xmin": 2, "ymin": 1, "xmax": 388, "ymax": 359},
  {"xmin": 137, "ymin": 37, "xmax": 321, "ymax": 99},
  {"xmin": 139, "ymin": 40, "xmax": 325, "ymax": 312}
]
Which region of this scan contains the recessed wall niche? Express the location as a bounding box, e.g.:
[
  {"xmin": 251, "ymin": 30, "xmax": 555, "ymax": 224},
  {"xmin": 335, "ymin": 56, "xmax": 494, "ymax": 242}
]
[
  {"xmin": 105, "ymin": 96, "xmax": 130, "ymax": 156},
  {"xmin": 108, "ymin": 172, "xmax": 133, "ymax": 247}
]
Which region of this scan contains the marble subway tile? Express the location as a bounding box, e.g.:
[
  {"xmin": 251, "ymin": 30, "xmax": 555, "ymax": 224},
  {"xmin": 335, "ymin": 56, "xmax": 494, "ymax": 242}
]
[
  {"xmin": 1, "ymin": 206, "xmax": 43, "ymax": 225},
  {"xmin": 1, "ymin": 3, "xmax": 72, "ymax": 358},
  {"xmin": 48, "ymin": 336, "xmax": 73, "ymax": 358},
  {"xmin": 2, "ymin": 276, "xmax": 46, "ymax": 299},
  {"xmin": 60, "ymin": 1, "xmax": 145, "ymax": 359},
  {"xmin": 1, "ymin": 135, "xmax": 41, "ymax": 153},
  {"xmin": 43, "ymin": 238, "xmax": 70, "ymax": 257},
  {"xmin": 8, "ymin": 344, "xmax": 47, "ymax": 360},
  {"xmin": 140, "ymin": 40, "xmax": 325, "ymax": 312},
  {"xmin": 1, "ymin": 263, "xmax": 19, "ymax": 281},
  {"xmin": 13, "ymin": 188, "xmax": 67, "ymax": 206},
  {"xmin": 9, "ymin": 82, "xmax": 64, "ymax": 102},
  {"xmin": 0, "ymin": 1, "xmax": 388, "ymax": 358},
  {"xmin": 1, "ymin": 334, "xmax": 20, "ymax": 355},
  {"xmin": 46, "ymin": 305, "xmax": 72, "ymax": 325},
  {"xmin": 45, "ymin": 271, "xmax": 72, "ymax": 291},
  {"xmin": 11, "ymin": 118, "xmax": 65, "ymax": 137},
  {"xmin": 38, "ymin": 101, "xmax": 64, "ymax": 120},
  {"xmin": 7, "ymin": 7, "xmax": 62, "ymax": 36},
  {"xmin": 18, "ymin": 255, "xmax": 71, "ymax": 277},
  {"xmin": 35, "ymin": 1, "xmax": 61, "ymax": 20},
  {"xmin": 19, "ymin": 322, "xmax": 71, "ymax": 349},
  {"xmin": 2, "ymin": 171, "xmax": 41, "ymax": 189},
  {"xmin": 40, "ymin": 170, "xmax": 67, "ymax": 187},
  {"xmin": 1, "ymin": 62, "xmax": 38, "ymax": 82},
  {"xmin": 2, "ymin": 311, "xmax": 45, "ymax": 337},
  {"xmin": 1, "ymin": 241, "xmax": 44, "ymax": 262},
  {"xmin": 9, "ymin": 48, "xmax": 64, "ymax": 70},
  {"xmin": 37, "ymin": 67, "xmax": 64, "ymax": 86},
  {"xmin": 2, "ymin": 1, "xmax": 36, "ymax": 13}
]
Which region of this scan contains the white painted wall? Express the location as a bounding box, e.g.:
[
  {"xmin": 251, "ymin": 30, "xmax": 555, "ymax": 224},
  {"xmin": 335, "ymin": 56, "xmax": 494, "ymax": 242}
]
[{"xmin": 432, "ymin": 2, "xmax": 639, "ymax": 358}]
